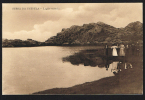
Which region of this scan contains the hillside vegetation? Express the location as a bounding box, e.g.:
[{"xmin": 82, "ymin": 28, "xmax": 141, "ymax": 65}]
[{"xmin": 2, "ymin": 21, "xmax": 143, "ymax": 47}]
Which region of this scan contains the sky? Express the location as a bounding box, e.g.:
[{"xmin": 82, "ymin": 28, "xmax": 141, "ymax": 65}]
[{"xmin": 2, "ymin": 3, "xmax": 143, "ymax": 42}]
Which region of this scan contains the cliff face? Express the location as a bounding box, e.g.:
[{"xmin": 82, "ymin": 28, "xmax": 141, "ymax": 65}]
[{"xmin": 45, "ymin": 21, "xmax": 143, "ymax": 45}]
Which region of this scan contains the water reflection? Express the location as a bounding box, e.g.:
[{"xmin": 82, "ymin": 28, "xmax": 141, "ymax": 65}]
[
  {"xmin": 3, "ymin": 45, "xmax": 141, "ymax": 94},
  {"xmin": 2, "ymin": 46, "xmax": 114, "ymax": 94},
  {"xmin": 108, "ymin": 61, "xmax": 133, "ymax": 74},
  {"xmin": 62, "ymin": 47, "xmax": 134, "ymax": 75}
]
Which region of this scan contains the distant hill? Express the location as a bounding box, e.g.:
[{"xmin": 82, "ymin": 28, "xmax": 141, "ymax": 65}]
[
  {"xmin": 2, "ymin": 39, "xmax": 45, "ymax": 47},
  {"xmin": 2, "ymin": 21, "xmax": 143, "ymax": 47},
  {"xmin": 45, "ymin": 21, "xmax": 143, "ymax": 45}
]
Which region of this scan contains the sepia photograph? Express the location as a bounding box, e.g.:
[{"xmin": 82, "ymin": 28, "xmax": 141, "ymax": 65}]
[{"xmin": 2, "ymin": 3, "xmax": 143, "ymax": 95}]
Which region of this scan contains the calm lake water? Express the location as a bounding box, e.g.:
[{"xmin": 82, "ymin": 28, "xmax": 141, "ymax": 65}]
[{"xmin": 2, "ymin": 46, "xmax": 114, "ymax": 95}]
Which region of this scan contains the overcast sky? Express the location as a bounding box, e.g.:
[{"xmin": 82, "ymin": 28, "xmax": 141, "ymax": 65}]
[{"xmin": 2, "ymin": 3, "xmax": 143, "ymax": 42}]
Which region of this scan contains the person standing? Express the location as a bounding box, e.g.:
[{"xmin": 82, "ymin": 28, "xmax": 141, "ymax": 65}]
[
  {"xmin": 119, "ymin": 44, "xmax": 125, "ymax": 56},
  {"xmin": 116, "ymin": 44, "xmax": 120, "ymax": 55},
  {"xmin": 111, "ymin": 44, "xmax": 118, "ymax": 56},
  {"xmin": 105, "ymin": 44, "xmax": 109, "ymax": 56},
  {"xmin": 118, "ymin": 43, "xmax": 126, "ymax": 69},
  {"xmin": 105, "ymin": 44, "xmax": 110, "ymax": 71},
  {"xmin": 131, "ymin": 44, "xmax": 135, "ymax": 55},
  {"xmin": 126, "ymin": 44, "xmax": 129, "ymax": 57}
]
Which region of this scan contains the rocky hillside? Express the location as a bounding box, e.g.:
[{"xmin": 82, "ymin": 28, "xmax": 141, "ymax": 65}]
[
  {"xmin": 45, "ymin": 21, "xmax": 143, "ymax": 45},
  {"xmin": 2, "ymin": 21, "xmax": 143, "ymax": 47}
]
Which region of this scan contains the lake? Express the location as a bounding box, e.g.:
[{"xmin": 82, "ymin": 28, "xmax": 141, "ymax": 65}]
[{"xmin": 2, "ymin": 46, "xmax": 114, "ymax": 95}]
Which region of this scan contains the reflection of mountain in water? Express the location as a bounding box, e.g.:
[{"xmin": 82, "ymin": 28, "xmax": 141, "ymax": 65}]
[
  {"xmin": 63, "ymin": 48, "xmax": 106, "ymax": 67},
  {"xmin": 62, "ymin": 47, "xmax": 136, "ymax": 74},
  {"xmin": 63, "ymin": 48, "xmax": 125, "ymax": 67}
]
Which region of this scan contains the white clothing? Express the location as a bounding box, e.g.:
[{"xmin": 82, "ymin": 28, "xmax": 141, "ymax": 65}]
[
  {"xmin": 111, "ymin": 46, "xmax": 118, "ymax": 56},
  {"xmin": 110, "ymin": 61, "xmax": 119, "ymax": 72},
  {"xmin": 125, "ymin": 63, "xmax": 127, "ymax": 69},
  {"xmin": 126, "ymin": 45, "xmax": 128, "ymax": 48}
]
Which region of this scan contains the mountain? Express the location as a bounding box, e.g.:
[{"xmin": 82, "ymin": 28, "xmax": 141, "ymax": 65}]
[
  {"xmin": 45, "ymin": 21, "xmax": 143, "ymax": 45},
  {"xmin": 2, "ymin": 21, "xmax": 143, "ymax": 47}
]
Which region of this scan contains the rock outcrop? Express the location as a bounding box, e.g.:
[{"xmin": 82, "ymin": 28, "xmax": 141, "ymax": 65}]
[{"xmin": 45, "ymin": 21, "xmax": 143, "ymax": 45}]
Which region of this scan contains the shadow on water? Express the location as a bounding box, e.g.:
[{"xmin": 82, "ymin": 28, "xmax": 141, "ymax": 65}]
[{"xmin": 62, "ymin": 44, "xmax": 142, "ymax": 74}]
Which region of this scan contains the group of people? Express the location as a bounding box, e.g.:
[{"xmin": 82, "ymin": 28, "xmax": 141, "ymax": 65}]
[
  {"xmin": 105, "ymin": 43, "xmax": 136, "ymax": 74},
  {"xmin": 105, "ymin": 42, "xmax": 140, "ymax": 57},
  {"xmin": 110, "ymin": 43, "xmax": 125, "ymax": 57},
  {"xmin": 105, "ymin": 43, "xmax": 127, "ymax": 57}
]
